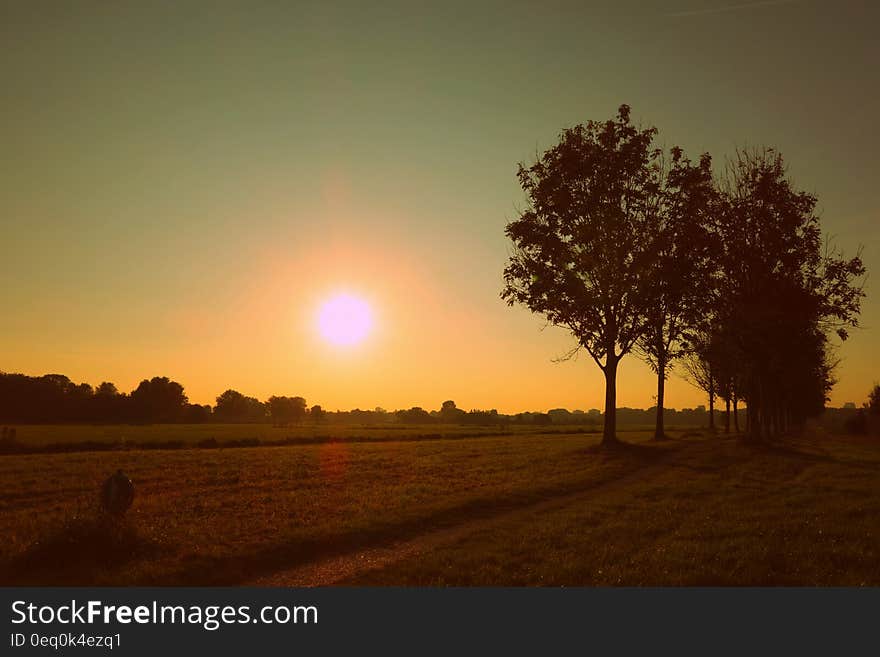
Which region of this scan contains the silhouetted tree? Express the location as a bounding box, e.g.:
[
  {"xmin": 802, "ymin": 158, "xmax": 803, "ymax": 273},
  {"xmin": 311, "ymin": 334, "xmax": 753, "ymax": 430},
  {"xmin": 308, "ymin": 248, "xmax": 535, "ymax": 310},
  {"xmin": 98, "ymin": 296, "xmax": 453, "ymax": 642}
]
[
  {"xmin": 502, "ymin": 105, "xmax": 668, "ymax": 446},
  {"xmin": 183, "ymin": 403, "xmax": 212, "ymax": 423},
  {"xmin": 0, "ymin": 372, "xmax": 93, "ymax": 422},
  {"xmin": 635, "ymin": 147, "xmax": 717, "ymax": 440},
  {"xmin": 310, "ymin": 404, "xmax": 325, "ymax": 423},
  {"xmin": 865, "ymin": 384, "xmax": 880, "ymax": 416},
  {"xmin": 91, "ymin": 381, "xmax": 126, "ymax": 422},
  {"xmin": 439, "ymin": 400, "xmax": 466, "ymax": 423},
  {"xmin": 95, "ymin": 382, "xmax": 118, "ymax": 397},
  {"xmin": 214, "ymin": 389, "xmax": 266, "ymax": 423},
  {"xmin": 130, "ymin": 376, "xmax": 188, "ymax": 423},
  {"xmin": 395, "ymin": 407, "xmax": 433, "ymax": 424},
  {"xmin": 713, "ymin": 148, "xmax": 864, "ymax": 438},
  {"xmin": 548, "ymin": 408, "xmax": 572, "ymax": 424},
  {"xmin": 680, "ymin": 326, "xmax": 721, "ymax": 431},
  {"xmin": 267, "ymin": 396, "xmax": 307, "ymax": 426}
]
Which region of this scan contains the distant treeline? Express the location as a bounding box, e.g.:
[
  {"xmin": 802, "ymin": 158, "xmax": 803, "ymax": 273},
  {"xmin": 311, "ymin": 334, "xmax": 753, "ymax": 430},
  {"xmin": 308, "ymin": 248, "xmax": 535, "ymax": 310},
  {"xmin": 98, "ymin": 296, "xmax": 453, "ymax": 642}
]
[{"xmin": 1, "ymin": 371, "xmax": 737, "ymax": 427}]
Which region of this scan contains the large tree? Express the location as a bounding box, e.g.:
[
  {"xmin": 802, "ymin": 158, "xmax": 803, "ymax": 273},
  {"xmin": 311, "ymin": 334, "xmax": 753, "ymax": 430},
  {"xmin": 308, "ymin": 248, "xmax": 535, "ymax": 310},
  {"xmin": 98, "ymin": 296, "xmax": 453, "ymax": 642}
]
[
  {"xmin": 502, "ymin": 105, "xmax": 668, "ymax": 446},
  {"xmin": 712, "ymin": 148, "xmax": 864, "ymax": 438},
  {"xmin": 634, "ymin": 148, "xmax": 717, "ymax": 440}
]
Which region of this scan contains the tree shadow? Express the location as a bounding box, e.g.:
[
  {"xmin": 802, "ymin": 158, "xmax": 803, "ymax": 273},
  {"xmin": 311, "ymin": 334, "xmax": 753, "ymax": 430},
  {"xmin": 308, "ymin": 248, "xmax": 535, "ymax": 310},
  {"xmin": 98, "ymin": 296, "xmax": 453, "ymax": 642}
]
[
  {"xmin": 1, "ymin": 513, "xmax": 169, "ymax": 586},
  {"xmin": 581, "ymin": 438, "xmax": 676, "ymax": 464},
  {"xmin": 737, "ymin": 436, "xmax": 837, "ymax": 465}
]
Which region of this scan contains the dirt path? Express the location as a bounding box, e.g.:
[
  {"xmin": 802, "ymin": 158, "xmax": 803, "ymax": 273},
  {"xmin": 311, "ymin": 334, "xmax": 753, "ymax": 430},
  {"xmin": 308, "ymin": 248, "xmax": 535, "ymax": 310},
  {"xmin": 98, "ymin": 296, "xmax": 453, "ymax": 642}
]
[{"xmin": 250, "ymin": 445, "xmax": 684, "ymax": 586}]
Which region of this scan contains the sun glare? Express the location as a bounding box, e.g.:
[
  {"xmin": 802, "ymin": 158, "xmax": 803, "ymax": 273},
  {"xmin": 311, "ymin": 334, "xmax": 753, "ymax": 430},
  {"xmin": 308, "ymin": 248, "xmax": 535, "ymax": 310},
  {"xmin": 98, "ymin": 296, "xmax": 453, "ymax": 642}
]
[{"xmin": 317, "ymin": 294, "xmax": 373, "ymax": 346}]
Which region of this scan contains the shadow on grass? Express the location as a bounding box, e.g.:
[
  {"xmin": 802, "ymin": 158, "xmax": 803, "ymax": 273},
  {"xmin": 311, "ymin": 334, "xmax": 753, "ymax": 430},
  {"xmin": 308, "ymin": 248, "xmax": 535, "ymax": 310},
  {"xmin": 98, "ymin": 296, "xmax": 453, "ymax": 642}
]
[
  {"xmin": 0, "ymin": 437, "xmax": 719, "ymax": 586},
  {"xmin": 144, "ymin": 445, "xmax": 677, "ymax": 585},
  {"xmin": 2, "ymin": 461, "xmax": 659, "ymax": 587},
  {"xmin": 581, "ymin": 438, "xmax": 677, "ymax": 463},
  {"xmin": 1, "ymin": 513, "xmax": 169, "ymax": 585},
  {"xmin": 736, "ymin": 435, "xmax": 838, "ymax": 465}
]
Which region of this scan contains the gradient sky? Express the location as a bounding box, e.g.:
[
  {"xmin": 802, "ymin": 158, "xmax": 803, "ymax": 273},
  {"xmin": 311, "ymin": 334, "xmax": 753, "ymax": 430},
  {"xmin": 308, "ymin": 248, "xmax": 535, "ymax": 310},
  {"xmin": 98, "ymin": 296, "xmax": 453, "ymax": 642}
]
[{"xmin": 2, "ymin": 1, "xmax": 877, "ymax": 412}]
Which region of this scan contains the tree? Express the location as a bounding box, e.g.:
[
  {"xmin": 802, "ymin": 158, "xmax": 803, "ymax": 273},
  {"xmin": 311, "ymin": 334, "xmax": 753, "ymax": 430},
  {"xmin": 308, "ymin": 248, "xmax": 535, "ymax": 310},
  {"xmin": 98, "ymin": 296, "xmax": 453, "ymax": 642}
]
[
  {"xmin": 439, "ymin": 400, "xmax": 466, "ymax": 423},
  {"xmin": 214, "ymin": 389, "xmax": 266, "ymax": 423},
  {"xmin": 0, "ymin": 372, "xmax": 127, "ymax": 422},
  {"xmin": 95, "ymin": 382, "xmax": 118, "ymax": 397},
  {"xmin": 502, "ymin": 105, "xmax": 668, "ymax": 446},
  {"xmin": 866, "ymin": 384, "xmax": 880, "ymax": 416},
  {"xmin": 267, "ymin": 396, "xmax": 307, "ymax": 426},
  {"xmin": 183, "ymin": 403, "xmax": 212, "ymax": 423},
  {"xmin": 635, "ymin": 147, "xmax": 717, "ymax": 440},
  {"xmin": 130, "ymin": 376, "xmax": 188, "ymax": 423},
  {"xmin": 92, "ymin": 381, "xmax": 125, "ymax": 422},
  {"xmin": 310, "ymin": 404, "xmax": 325, "ymax": 423},
  {"xmin": 680, "ymin": 328, "xmax": 719, "ymax": 431},
  {"xmin": 395, "ymin": 407, "xmax": 433, "ymax": 424},
  {"xmin": 712, "ymin": 148, "xmax": 864, "ymax": 438}
]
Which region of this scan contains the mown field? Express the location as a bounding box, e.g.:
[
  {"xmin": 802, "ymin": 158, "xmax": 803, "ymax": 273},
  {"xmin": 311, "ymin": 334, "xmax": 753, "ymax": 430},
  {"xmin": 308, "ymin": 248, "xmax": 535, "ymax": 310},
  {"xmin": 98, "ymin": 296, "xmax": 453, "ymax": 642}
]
[
  {"xmin": 0, "ymin": 426, "xmax": 877, "ymax": 586},
  {"xmin": 0, "ymin": 422, "xmax": 602, "ymax": 450}
]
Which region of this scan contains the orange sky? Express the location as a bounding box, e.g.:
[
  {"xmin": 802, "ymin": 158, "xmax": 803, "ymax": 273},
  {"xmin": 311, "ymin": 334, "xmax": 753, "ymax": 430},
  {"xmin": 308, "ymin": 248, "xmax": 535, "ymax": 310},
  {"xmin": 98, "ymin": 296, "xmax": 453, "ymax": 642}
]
[{"xmin": 2, "ymin": 3, "xmax": 877, "ymax": 412}]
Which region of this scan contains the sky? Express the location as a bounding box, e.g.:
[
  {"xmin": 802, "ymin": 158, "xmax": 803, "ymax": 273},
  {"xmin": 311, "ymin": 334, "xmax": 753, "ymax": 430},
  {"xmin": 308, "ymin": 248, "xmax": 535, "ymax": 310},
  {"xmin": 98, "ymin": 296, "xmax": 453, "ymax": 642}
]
[{"xmin": 1, "ymin": 1, "xmax": 878, "ymax": 413}]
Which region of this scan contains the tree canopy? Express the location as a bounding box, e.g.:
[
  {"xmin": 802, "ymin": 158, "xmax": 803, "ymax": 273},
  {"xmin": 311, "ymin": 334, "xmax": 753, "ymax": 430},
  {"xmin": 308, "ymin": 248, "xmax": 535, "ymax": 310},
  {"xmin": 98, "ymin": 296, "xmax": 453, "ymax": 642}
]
[
  {"xmin": 684, "ymin": 148, "xmax": 865, "ymax": 437},
  {"xmin": 503, "ymin": 113, "xmax": 865, "ymax": 444},
  {"xmin": 503, "ymin": 105, "xmax": 707, "ymax": 444}
]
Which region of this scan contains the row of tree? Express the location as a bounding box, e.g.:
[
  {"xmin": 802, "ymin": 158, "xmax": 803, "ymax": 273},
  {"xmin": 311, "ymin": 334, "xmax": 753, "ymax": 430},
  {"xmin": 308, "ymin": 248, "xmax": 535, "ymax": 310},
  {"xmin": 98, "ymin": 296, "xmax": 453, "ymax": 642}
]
[
  {"xmin": 0, "ymin": 374, "xmax": 313, "ymax": 426},
  {"xmin": 0, "ymin": 374, "xmax": 204, "ymax": 424},
  {"xmin": 0, "ymin": 372, "xmax": 736, "ymax": 427},
  {"xmin": 502, "ymin": 105, "xmax": 865, "ymax": 444}
]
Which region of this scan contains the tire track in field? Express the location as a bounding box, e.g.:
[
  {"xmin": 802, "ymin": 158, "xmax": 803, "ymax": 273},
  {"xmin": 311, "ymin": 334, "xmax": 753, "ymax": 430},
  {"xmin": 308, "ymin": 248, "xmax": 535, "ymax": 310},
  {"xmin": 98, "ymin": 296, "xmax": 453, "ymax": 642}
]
[{"xmin": 250, "ymin": 442, "xmax": 695, "ymax": 586}]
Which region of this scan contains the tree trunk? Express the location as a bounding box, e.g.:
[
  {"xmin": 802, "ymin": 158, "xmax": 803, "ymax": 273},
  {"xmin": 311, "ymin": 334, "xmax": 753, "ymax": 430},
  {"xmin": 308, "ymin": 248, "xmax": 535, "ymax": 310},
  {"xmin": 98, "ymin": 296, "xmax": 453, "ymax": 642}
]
[
  {"xmin": 708, "ymin": 368, "xmax": 715, "ymax": 431},
  {"xmin": 733, "ymin": 392, "xmax": 740, "ymax": 433},
  {"xmin": 654, "ymin": 358, "xmax": 666, "ymax": 440},
  {"xmin": 602, "ymin": 356, "xmax": 619, "ymax": 446},
  {"xmin": 749, "ymin": 378, "xmax": 762, "ymax": 440},
  {"xmin": 725, "ymin": 397, "xmax": 731, "ymax": 433}
]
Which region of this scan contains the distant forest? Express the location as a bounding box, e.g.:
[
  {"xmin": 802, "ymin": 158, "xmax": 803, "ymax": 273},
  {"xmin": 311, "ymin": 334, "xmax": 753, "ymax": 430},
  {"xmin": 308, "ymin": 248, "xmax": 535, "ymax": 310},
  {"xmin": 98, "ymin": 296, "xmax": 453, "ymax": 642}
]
[{"xmin": 0, "ymin": 371, "xmax": 867, "ymax": 432}]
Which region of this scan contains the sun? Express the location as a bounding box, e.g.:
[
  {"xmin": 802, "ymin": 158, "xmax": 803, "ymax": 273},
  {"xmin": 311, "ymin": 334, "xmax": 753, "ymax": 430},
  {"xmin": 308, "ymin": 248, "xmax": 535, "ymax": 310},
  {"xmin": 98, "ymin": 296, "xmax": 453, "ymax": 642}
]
[{"xmin": 316, "ymin": 294, "xmax": 373, "ymax": 346}]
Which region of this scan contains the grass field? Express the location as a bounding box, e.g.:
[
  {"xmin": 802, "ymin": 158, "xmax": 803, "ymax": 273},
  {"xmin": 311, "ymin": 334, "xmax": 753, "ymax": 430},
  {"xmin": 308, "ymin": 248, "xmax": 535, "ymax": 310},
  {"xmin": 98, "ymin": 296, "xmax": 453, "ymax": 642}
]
[
  {"xmin": 1, "ymin": 426, "xmax": 877, "ymax": 586},
  {"xmin": 1, "ymin": 422, "xmax": 605, "ymax": 450}
]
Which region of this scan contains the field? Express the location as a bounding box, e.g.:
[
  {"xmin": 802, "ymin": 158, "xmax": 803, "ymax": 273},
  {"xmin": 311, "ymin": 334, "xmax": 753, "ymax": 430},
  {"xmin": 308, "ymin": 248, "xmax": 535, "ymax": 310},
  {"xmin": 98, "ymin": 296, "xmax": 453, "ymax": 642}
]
[
  {"xmin": 1, "ymin": 425, "xmax": 878, "ymax": 586},
  {"xmin": 0, "ymin": 422, "xmax": 600, "ymax": 450}
]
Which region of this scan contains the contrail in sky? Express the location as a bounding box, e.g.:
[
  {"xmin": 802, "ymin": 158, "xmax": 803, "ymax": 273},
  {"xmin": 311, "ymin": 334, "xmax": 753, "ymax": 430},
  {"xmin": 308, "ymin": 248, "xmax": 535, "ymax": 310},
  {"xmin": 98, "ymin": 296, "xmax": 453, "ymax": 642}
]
[{"xmin": 668, "ymin": 0, "xmax": 799, "ymax": 17}]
